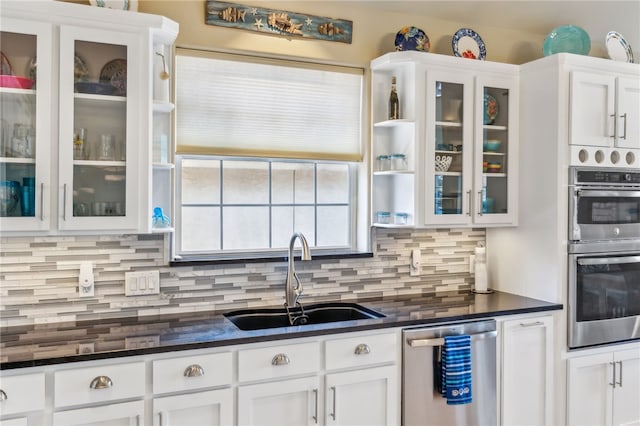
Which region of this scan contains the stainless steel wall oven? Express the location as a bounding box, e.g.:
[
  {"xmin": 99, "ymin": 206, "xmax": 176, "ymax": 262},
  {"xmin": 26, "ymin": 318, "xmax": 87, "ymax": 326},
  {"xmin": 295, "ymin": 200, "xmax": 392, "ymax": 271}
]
[{"xmin": 568, "ymin": 167, "xmax": 640, "ymax": 349}]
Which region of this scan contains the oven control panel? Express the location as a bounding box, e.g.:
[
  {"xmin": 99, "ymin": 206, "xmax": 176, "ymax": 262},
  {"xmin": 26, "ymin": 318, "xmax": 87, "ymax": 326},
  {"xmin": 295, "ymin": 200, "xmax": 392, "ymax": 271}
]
[{"xmin": 572, "ymin": 167, "xmax": 640, "ymax": 186}]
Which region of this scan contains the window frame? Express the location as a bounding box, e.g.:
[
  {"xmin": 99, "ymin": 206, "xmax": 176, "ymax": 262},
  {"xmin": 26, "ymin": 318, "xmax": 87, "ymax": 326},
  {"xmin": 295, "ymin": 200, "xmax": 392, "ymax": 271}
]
[{"xmin": 170, "ymin": 49, "xmax": 371, "ymax": 263}]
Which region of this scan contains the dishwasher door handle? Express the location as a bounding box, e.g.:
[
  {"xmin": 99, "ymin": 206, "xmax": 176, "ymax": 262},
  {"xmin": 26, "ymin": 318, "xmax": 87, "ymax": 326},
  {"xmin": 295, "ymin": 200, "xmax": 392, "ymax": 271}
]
[{"xmin": 407, "ymin": 330, "xmax": 497, "ymax": 347}]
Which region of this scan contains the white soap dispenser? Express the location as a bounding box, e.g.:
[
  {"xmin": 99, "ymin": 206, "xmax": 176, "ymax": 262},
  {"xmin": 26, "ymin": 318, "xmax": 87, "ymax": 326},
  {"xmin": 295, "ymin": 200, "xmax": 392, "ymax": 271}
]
[{"xmin": 472, "ymin": 243, "xmax": 491, "ymax": 294}]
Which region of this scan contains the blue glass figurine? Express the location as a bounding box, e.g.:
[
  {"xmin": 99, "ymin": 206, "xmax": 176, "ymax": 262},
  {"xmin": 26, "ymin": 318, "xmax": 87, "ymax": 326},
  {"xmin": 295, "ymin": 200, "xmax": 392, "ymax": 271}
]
[{"xmin": 152, "ymin": 207, "xmax": 170, "ymax": 228}]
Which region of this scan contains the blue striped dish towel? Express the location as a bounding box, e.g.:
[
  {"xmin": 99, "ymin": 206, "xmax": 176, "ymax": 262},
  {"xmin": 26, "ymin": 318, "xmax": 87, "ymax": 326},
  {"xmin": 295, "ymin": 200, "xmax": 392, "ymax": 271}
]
[{"xmin": 441, "ymin": 334, "xmax": 472, "ymax": 405}]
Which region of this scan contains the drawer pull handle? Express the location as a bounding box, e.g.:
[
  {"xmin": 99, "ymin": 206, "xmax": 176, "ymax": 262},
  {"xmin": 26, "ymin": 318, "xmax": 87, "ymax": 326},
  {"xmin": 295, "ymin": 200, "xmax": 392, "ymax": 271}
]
[
  {"xmin": 0, "ymin": 389, "xmax": 7, "ymax": 401},
  {"xmin": 184, "ymin": 364, "xmax": 205, "ymax": 377},
  {"xmin": 89, "ymin": 375, "xmax": 113, "ymax": 390},
  {"xmin": 519, "ymin": 321, "xmax": 544, "ymax": 328},
  {"xmin": 272, "ymin": 353, "xmax": 290, "ymax": 366},
  {"xmin": 354, "ymin": 343, "xmax": 371, "ymax": 355}
]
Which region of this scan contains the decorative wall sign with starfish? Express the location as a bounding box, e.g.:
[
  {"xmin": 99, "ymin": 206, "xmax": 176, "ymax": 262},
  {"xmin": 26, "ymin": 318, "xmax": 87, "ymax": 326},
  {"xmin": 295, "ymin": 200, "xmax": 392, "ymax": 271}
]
[{"xmin": 205, "ymin": 1, "xmax": 353, "ymax": 44}]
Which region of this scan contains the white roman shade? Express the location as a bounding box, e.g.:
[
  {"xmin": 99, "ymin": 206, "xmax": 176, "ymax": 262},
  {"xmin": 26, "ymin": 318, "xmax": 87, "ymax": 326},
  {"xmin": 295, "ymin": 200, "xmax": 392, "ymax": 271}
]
[{"xmin": 175, "ymin": 49, "xmax": 363, "ymax": 161}]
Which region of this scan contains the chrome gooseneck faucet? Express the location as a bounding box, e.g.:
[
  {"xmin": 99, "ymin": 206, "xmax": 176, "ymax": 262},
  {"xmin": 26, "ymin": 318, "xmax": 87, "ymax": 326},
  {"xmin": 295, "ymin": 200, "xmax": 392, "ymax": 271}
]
[{"xmin": 285, "ymin": 232, "xmax": 311, "ymax": 308}]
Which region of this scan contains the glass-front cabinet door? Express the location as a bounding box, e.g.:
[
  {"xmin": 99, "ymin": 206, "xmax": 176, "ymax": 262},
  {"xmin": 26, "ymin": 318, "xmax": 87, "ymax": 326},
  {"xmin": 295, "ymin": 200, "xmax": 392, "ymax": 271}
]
[
  {"xmin": 58, "ymin": 26, "xmax": 141, "ymax": 231},
  {"xmin": 474, "ymin": 76, "xmax": 517, "ymax": 225},
  {"xmin": 0, "ymin": 19, "xmax": 52, "ymax": 232},
  {"xmin": 424, "ymin": 70, "xmax": 474, "ymax": 225}
]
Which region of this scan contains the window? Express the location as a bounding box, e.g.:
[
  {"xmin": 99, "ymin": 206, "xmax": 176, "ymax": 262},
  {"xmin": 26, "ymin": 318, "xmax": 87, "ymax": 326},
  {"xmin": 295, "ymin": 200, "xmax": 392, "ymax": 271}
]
[{"xmin": 174, "ymin": 50, "xmax": 366, "ymax": 260}]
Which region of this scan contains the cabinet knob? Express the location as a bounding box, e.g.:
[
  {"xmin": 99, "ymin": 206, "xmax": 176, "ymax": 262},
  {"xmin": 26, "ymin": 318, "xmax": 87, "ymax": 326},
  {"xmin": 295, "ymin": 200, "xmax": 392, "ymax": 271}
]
[
  {"xmin": 89, "ymin": 375, "xmax": 113, "ymax": 390},
  {"xmin": 354, "ymin": 343, "xmax": 371, "ymax": 355},
  {"xmin": 271, "ymin": 353, "xmax": 290, "ymax": 366},
  {"xmin": 0, "ymin": 389, "xmax": 7, "ymax": 401},
  {"xmin": 183, "ymin": 364, "xmax": 205, "ymax": 377}
]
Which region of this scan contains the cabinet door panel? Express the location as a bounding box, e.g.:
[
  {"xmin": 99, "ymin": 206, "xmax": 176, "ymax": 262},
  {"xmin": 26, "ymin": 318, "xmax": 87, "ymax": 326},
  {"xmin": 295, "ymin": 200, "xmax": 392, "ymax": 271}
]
[
  {"xmin": 58, "ymin": 25, "xmax": 142, "ymax": 232},
  {"xmin": 153, "ymin": 388, "xmax": 233, "ymax": 426},
  {"xmin": 0, "ymin": 18, "xmax": 52, "ymax": 232},
  {"xmin": 325, "ymin": 365, "xmax": 398, "ymax": 426},
  {"xmin": 52, "ymin": 400, "xmax": 143, "ymax": 426},
  {"xmin": 237, "ymin": 376, "xmax": 320, "ymax": 426},
  {"xmin": 570, "ymin": 71, "xmax": 616, "ymax": 147},
  {"xmin": 501, "ymin": 316, "xmax": 552, "ymax": 426},
  {"xmin": 616, "ymin": 77, "xmax": 640, "ymax": 150},
  {"xmin": 613, "ymin": 349, "xmax": 640, "ymax": 426},
  {"xmin": 567, "ymin": 353, "xmax": 613, "ymax": 426}
]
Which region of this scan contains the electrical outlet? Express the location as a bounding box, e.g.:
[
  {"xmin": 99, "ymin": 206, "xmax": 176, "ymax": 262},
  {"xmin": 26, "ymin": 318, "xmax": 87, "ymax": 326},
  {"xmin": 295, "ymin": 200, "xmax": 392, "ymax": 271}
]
[
  {"xmin": 125, "ymin": 335, "xmax": 160, "ymax": 349},
  {"xmin": 78, "ymin": 262, "xmax": 94, "ymax": 297},
  {"xmin": 78, "ymin": 343, "xmax": 95, "ymax": 354},
  {"xmin": 125, "ymin": 270, "xmax": 160, "ymax": 296}
]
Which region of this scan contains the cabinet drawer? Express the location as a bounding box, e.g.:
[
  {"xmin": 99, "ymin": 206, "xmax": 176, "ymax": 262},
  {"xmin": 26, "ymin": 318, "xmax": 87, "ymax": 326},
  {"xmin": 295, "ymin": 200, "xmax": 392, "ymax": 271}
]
[
  {"xmin": 54, "ymin": 361, "xmax": 145, "ymax": 408},
  {"xmin": 153, "ymin": 352, "xmax": 232, "ymax": 394},
  {"xmin": 325, "ymin": 332, "xmax": 397, "ymax": 370},
  {"xmin": 0, "ymin": 372, "xmax": 45, "ymax": 416},
  {"xmin": 238, "ymin": 341, "xmax": 320, "ymax": 382}
]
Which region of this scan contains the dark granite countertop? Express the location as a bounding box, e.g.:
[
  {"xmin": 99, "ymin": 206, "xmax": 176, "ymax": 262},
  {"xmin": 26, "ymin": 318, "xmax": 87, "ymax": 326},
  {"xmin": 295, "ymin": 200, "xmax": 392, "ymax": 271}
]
[{"xmin": 0, "ymin": 290, "xmax": 562, "ymax": 370}]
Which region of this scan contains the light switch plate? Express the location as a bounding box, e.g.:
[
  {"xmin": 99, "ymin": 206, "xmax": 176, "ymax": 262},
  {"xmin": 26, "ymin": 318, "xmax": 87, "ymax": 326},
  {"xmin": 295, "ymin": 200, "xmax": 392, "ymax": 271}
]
[
  {"xmin": 410, "ymin": 248, "xmax": 421, "ymax": 276},
  {"xmin": 125, "ymin": 270, "xmax": 160, "ymax": 296}
]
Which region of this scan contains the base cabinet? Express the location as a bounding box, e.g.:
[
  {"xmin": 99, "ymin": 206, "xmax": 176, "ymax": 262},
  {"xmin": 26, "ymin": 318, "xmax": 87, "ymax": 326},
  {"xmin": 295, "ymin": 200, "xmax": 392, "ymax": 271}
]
[
  {"xmin": 238, "ymin": 376, "xmax": 321, "ymax": 426},
  {"xmin": 52, "ymin": 400, "xmax": 144, "ymax": 426},
  {"xmin": 567, "ymin": 348, "xmax": 640, "ymax": 426},
  {"xmin": 153, "ymin": 388, "xmax": 233, "ymax": 426},
  {"xmin": 325, "ymin": 365, "xmax": 397, "ymax": 426},
  {"xmin": 500, "ymin": 315, "xmax": 553, "ymax": 426}
]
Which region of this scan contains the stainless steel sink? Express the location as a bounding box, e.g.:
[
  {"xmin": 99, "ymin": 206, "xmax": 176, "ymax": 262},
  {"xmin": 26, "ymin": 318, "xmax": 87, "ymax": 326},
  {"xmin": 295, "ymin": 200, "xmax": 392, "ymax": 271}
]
[{"xmin": 224, "ymin": 302, "xmax": 385, "ymax": 331}]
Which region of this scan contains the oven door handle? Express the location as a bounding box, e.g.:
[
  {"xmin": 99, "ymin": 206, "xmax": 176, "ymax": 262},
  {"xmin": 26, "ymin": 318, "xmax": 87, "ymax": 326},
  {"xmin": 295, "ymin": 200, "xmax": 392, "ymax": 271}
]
[
  {"xmin": 407, "ymin": 330, "xmax": 497, "ymax": 347},
  {"xmin": 578, "ymin": 255, "xmax": 640, "ymax": 266},
  {"xmin": 576, "ymin": 189, "xmax": 640, "ymax": 198}
]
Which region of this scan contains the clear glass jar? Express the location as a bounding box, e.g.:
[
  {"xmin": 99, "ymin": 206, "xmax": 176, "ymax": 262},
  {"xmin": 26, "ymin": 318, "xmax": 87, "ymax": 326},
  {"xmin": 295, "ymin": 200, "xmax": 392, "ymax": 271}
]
[
  {"xmin": 389, "ymin": 153, "xmax": 407, "ymax": 171},
  {"xmin": 393, "ymin": 212, "xmax": 409, "ymax": 225},
  {"xmin": 375, "ymin": 211, "xmax": 391, "ymax": 224},
  {"xmin": 376, "ymin": 155, "xmax": 390, "ymax": 171}
]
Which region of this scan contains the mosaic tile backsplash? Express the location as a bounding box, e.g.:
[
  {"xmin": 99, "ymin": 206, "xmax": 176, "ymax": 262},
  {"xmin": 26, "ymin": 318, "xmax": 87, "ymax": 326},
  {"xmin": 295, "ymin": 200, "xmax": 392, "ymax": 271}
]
[{"xmin": 0, "ymin": 228, "xmax": 484, "ymax": 326}]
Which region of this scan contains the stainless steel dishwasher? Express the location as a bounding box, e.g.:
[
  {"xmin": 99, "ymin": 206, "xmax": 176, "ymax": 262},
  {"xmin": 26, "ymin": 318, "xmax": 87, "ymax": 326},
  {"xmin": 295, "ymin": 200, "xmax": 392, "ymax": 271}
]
[{"xmin": 402, "ymin": 319, "xmax": 497, "ymax": 426}]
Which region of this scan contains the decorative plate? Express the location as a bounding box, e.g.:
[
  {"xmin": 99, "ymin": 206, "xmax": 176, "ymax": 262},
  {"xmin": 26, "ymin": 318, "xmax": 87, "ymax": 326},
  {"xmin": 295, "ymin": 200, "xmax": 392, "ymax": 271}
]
[
  {"xmin": 100, "ymin": 58, "xmax": 127, "ymax": 96},
  {"xmin": 483, "ymin": 93, "xmax": 498, "ymax": 125},
  {"xmin": 1, "ymin": 51, "xmax": 13, "ymax": 75},
  {"xmin": 395, "ymin": 26, "xmax": 430, "ymax": 52},
  {"xmin": 452, "ymin": 28, "xmax": 486, "ymax": 60},
  {"xmin": 543, "ymin": 25, "xmax": 591, "ymax": 56},
  {"xmin": 89, "ymin": 0, "xmax": 138, "ymax": 11},
  {"xmin": 605, "ymin": 31, "xmax": 634, "ymax": 63}
]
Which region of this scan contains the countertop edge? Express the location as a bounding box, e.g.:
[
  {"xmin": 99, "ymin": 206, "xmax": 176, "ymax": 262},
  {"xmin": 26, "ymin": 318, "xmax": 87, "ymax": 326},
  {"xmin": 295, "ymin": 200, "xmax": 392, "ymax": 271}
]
[{"xmin": 1, "ymin": 296, "xmax": 562, "ymax": 370}]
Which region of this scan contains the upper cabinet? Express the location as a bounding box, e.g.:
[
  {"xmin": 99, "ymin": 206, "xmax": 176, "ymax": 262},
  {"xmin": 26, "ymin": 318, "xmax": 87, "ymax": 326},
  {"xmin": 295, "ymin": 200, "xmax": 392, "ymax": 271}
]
[
  {"xmin": 0, "ymin": 1, "xmax": 178, "ymax": 235},
  {"xmin": 0, "ymin": 19, "xmax": 53, "ymax": 232},
  {"xmin": 570, "ymin": 71, "xmax": 640, "ymax": 153},
  {"xmin": 371, "ymin": 52, "xmax": 518, "ymax": 229}
]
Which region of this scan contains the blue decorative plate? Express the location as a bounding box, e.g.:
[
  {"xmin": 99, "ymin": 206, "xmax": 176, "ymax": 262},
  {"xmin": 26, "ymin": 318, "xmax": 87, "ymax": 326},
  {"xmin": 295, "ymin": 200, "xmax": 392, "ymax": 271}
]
[
  {"xmin": 543, "ymin": 25, "xmax": 591, "ymax": 56},
  {"xmin": 452, "ymin": 28, "xmax": 486, "ymax": 60},
  {"xmin": 395, "ymin": 26, "xmax": 430, "ymax": 52}
]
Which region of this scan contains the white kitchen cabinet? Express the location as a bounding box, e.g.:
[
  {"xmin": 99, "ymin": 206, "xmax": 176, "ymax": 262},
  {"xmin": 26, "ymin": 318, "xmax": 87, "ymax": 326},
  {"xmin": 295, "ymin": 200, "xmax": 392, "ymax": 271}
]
[
  {"xmin": 238, "ymin": 376, "xmax": 321, "ymax": 426},
  {"xmin": 567, "ymin": 348, "xmax": 640, "ymax": 426},
  {"xmin": 52, "ymin": 400, "xmax": 144, "ymax": 426},
  {"xmin": 370, "ymin": 52, "xmax": 518, "ymax": 228},
  {"xmin": 237, "ymin": 331, "xmax": 399, "ymax": 426},
  {"xmin": 325, "ymin": 365, "xmax": 397, "ymax": 426},
  {"xmin": 570, "ymin": 71, "xmax": 640, "ymax": 151},
  {"xmin": 153, "ymin": 388, "xmax": 233, "ymax": 426},
  {"xmin": 0, "ymin": 18, "xmax": 53, "ymax": 232},
  {"xmin": 500, "ymin": 315, "xmax": 553, "ymax": 426},
  {"xmin": 0, "ymin": 372, "xmax": 45, "ymax": 426},
  {"xmin": 0, "ymin": 1, "xmax": 178, "ymax": 235}
]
